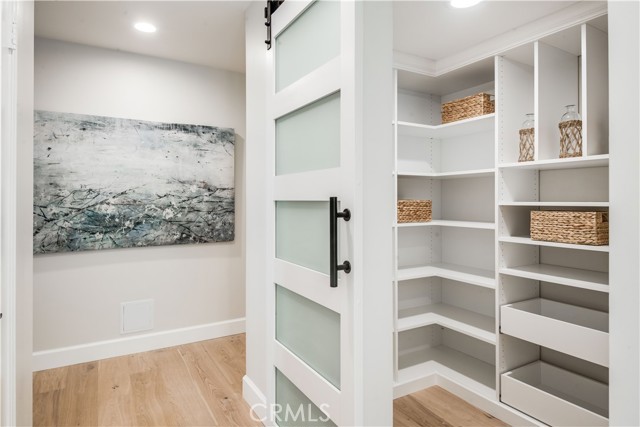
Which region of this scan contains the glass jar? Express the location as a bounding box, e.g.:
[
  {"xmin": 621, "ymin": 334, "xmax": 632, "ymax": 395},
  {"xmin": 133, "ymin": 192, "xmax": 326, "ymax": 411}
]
[
  {"xmin": 522, "ymin": 113, "xmax": 535, "ymax": 130},
  {"xmin": 559, "ymin": 105, "xmax": 582, "ymax": 158},
  {"xmin": 518, "ymin": 113, "xmax": 535, "ymax": 162}
]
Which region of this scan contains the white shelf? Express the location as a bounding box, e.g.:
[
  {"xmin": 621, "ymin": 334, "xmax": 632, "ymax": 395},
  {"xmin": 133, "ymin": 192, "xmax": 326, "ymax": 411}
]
[
  {"xmin": 500, "ymin": 201, "xmax": 609, "ymax": 207},
  {"xmin": 499, "ymin": 154, "xmax": 609, "ymax": 171},
  {"xmin": 500, "ymin": 264, "xmax": 609, "ymax": 293},
  {"xmin": 501, "ymin": 298, "xmax": 609, "ymax": 367},
  {"xmin": 396, "ymin": 114, "xmax": 495, "ymax": 139},
  {"xmin": 397, "ymin": 345, "xmax": 495, "ymax": 400},
  {"xmin": 397, "ymin": 263, "xmax": 495, "ymax": 289},
  {"xmin": 502, "ymin": 361, "xmax": 608, "ymax": 427},
  {"xmin": 396, "ymin": 220, "xmax": 495, "ymax": 230},
  {"xmin": 499, "ymin": 236, "xmax": 610, "ymax": 252},
  {"xmin": 398, "ymin": 303, "xmax": 496, "ymax": 344},
  {"xmin": 396, "ymin": 169, "xmax": 495, "ymax": 179}
]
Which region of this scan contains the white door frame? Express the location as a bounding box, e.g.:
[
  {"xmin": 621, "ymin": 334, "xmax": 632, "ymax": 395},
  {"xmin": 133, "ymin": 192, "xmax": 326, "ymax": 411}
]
[
  {"xmin": 1, "ymin": 1, "xmax": 34, "ymax": 425},
  {"xmin": 1, "ymin": 2, "xmax": 20, "ymax": 424}
]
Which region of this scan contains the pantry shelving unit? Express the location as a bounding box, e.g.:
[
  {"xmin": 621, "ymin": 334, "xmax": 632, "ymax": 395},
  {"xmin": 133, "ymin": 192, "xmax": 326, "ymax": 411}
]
[
  {"xmin": 497, "ymin": 17, "xmax": 610, "ymax": 427},
  {"xmin": 392, "ymin": 54, "xmax": 498, "ymax": 403},
  {"xmin": 392, "ymin": 13, "xmax": 610, "ymax": 427}
]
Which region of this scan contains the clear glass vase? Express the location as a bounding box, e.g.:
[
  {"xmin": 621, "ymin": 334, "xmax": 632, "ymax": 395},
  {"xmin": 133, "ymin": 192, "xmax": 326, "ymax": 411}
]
[
  {"xmin": 518, "ymin": 113, "xmax": 535, "ymax": 162},
  {"xmin": 559, "ymin": 105, "xmax": 582, "ymax": 158}
]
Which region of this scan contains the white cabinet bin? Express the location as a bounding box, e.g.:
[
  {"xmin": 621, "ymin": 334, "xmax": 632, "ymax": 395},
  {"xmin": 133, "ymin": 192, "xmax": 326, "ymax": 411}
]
[
  {"xmin": 502, "ymin": 361, "xmax": 608, "ymax": 427},
  {"xmin": 500, "ymin": 298, "xmax": 608, "ymax": 366}
]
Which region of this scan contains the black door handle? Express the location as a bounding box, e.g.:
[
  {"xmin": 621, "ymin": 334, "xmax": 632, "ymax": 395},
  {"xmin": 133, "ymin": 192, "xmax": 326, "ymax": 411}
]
[{"xmin": 330, "ymin": 197, "xmax": 351, "ymax": 288}]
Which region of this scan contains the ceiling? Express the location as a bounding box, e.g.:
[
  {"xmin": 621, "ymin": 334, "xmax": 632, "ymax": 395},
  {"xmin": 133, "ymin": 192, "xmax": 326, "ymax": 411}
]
[
  {"xmin": 393, "ymin": 1, "xmax": 579, "ymax": 61},
  {"xmin": 35, "ymin": 1, "xmax": 595, "ymax": 75},
  {"xmin": 35, "ymin": 1, "xmax": 250, "ymax": 73}
]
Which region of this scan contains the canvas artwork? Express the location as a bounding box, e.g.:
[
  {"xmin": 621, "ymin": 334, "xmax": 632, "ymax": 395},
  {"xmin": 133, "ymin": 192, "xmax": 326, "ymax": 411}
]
[{"xmin": 33, "ymin": 110, "xmax": 235, "ymax": 254}]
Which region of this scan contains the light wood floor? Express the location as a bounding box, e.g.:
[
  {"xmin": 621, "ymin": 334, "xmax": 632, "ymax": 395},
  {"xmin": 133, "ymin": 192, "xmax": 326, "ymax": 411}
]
[
  {"xmin": 394, "ymin": 387, "xmax": 509, "ymax": 427},
  {"xmin": 34, "ymin": 334, "xmax": 508, "ymax": 427},
  {"xmin": 33, "ymin": 334, "xmax": 260, "ymax": 426}
]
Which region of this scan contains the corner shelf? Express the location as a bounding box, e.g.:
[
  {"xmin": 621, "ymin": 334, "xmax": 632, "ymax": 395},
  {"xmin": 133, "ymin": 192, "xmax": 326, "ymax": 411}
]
[
  {"xmin": 397, "ymin": 346, "xmax": 496, "ymax": 400},
  {"xmin": 498, "ymin": 154, "xmax": 609, "ymax": 171},
  {"xmin": 398, "ymin": 303, "xmax": 496, "ymax": 344},
  {"xmin": 396, "ymin": 113, "xmax": 495, "ymax": 139},
  {"xmin": 397, "ymin": 263, "xmax": 495, "ymax": 289},
  {"xmin": 396, "ymin": 220, "xmax": 495, "ymax": 230},
  {"xmin": 498, "ymin": 236, "xmax": 609, "ymax": 252},
  {"xmin": 500, "ymin": 264, "xmax": 608, "ymax": 293}
]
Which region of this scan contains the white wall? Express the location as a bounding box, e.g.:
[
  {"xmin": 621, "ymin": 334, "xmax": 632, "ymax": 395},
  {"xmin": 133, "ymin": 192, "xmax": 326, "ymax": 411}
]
[
  {"xmin": 32, "ymin": 38, "xmax": 246, "ymax": 365},
  {"xmin": 608, "ymin": 1, "xmax": 640, "ymax": 425}
]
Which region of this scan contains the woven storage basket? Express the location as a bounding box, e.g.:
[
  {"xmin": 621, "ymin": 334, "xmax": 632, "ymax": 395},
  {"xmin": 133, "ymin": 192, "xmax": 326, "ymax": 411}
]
[
  {"xmin": 530, "ymin": 211, "xmax": 608, "ymax": 246},
  {"xmin": 441, "ymin": 93, "xmax": 495, "ymax": 124},
  {"xmin": 398, "ymin": 200, "xmax": 432, "ymax": 223}
]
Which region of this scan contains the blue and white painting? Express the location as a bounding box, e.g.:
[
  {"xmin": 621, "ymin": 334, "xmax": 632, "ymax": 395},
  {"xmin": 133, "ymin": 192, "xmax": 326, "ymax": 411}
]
[{"xmin": 33, "ymin": 110, "xmax": 235, "ymax": 254}]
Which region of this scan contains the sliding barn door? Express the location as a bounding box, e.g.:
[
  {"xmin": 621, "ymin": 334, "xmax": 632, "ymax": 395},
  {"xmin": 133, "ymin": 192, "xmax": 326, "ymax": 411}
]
[{"xmin": 248, "ymin": 0, "xmax": 394, "ymax": 425}]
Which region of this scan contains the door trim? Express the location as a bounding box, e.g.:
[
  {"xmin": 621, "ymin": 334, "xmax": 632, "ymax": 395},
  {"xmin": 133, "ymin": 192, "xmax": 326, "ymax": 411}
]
[{"xmin": 1, "ymin": 2, "xmax": 19, "ymax": 424}]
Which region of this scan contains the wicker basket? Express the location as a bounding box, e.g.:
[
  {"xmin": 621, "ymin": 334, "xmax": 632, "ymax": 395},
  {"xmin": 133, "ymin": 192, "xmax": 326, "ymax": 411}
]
[
  {"xmin": 530, "ymin": 211, "xmax": 608, "ymax": 246},
  {"xmin": 441, "ymin": 93, "xmax": 495, "ymax": 124},
  {"xmin": 398, "ymin": 200, "xmax": 432, "ymax": 223}
]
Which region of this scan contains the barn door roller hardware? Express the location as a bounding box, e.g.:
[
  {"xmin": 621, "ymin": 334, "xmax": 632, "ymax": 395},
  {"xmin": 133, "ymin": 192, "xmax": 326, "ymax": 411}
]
[{"xmin": 265, "ymin": 0, "xmax": 284, "ymax": 50}]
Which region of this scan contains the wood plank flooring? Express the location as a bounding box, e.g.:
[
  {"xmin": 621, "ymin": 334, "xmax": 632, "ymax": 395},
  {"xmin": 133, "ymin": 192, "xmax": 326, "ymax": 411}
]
[
  {"xmin": 34, "ymin": 334, "xmax": 508, "ymax": 427},
  {"xmin": 33, "ymin": 334, "xmax": 261, "ymax": 426},
  {"xmin": 394, "ymin": 386, "xmax": 509, "ymax": 427}
]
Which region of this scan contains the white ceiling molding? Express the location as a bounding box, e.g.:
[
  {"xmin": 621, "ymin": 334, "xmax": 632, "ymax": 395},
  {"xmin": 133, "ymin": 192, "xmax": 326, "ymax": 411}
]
[
  {"xmin": 394, "ymin": 1, "xmax": 607, "ymax": 77},
  {"xmin": 392, "ymin": 51, "xmax": 438, "ymax": 76}
]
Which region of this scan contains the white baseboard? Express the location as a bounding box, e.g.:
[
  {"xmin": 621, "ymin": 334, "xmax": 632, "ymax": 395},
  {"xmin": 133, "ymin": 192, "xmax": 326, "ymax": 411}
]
[
  {"xmin": 436, "ymin": 376, "xmax": 542, "ymax": 427},
  {"xmin": 393, "ymin": 372, "xmax": 437, "ymax": 399},
  {"xmin": 33, "ymin": 317, "xmax": 245, "ymax": 371},
  {"xmin": 243, "ymin": 375, "xmax": 276, "ymax": 427}
]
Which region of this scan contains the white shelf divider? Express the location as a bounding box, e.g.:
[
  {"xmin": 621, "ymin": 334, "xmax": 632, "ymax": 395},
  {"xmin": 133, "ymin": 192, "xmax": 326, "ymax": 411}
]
[
  {"xmin": 500, "ymin": 264, "xmax": 609, "ymax": 293},
  {"xmin": 396, "ymin": 169, "xmax": 495, "ymax": 179},
  {"xmin": 396, "ymin": 113, "xmax": 495, "ymax": 139},
  {"xmin": 499, "ymin": 235, "xmax": 610, "ymax": 253},
  {"xmin": 499, "ymin": 154, "xmax": 609, "ymax": 171},
  {"xmin": 397, "ymin": 303, "xmax": 496, "ymax": 344},
  {"xmin": 396, "ymin": 346, "xmax": 496, "ymax": 400},
  {"xmin": 397, "ymin": 263, "xmax": 496, "ymax": 289},
  {"xmin": 397, "ymin": 220, "xmax": 495, "ymax": 230}
]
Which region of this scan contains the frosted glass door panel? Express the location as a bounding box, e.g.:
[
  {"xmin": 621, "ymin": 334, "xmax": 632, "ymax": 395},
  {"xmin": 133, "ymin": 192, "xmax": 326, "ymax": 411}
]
[
  {"xmin": 276, "ymin": 201, "xmax": 329, "ymax": 274},
  {"xmin": 276, "ymin": 93, "xmax": 340, "ymax": 176},
  {"xmin": 275, "ymin": 369, "xmax": 337, "ymax": 427},
  {"xmin": 276, "ymin": 0, "xmax": 340, "ymax": 91},
  {"xmin": 276, "ymin": 285, "xmax": 340, "ymax": 388}
]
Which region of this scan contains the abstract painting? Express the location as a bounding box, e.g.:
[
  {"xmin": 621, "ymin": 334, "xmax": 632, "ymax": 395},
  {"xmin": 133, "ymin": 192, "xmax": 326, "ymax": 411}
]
[{"xmin": 33, "ymin": 110, "xmax": 235, "ymax": 254}]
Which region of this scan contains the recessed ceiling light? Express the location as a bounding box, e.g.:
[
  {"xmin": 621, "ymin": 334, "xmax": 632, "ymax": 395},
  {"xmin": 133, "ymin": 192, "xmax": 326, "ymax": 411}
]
[
  {"xmin": 450, "ymin": 0, "xmax": 482, "ymax": 8},
  {"xmin": 134, "ymin": 22, "xmax": 157, "ymax": 33}
]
